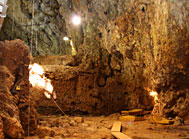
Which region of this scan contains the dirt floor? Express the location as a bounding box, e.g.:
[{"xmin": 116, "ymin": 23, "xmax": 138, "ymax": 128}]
[{"xmin": 23, "ymin": 113, "xmax": 189, "ymax": 139}]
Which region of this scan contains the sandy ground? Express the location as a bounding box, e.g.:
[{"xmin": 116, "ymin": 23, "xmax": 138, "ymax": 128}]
[{"xmin": 24, "ymin": 114, "xmax": 189, "ymax": 139}]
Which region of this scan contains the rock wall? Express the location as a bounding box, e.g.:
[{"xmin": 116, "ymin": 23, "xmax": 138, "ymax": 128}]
[
  {"xmin": 31, "ymin": 64, "xmax": 135, "ymax": 115},
  {"xmin": 0, "ymin": 40, "xmax": 37, "ymax": 138},
  {"xmin": 0, "ymin": 0, "xmax": 71, "ymax": 56},
  {"xmin": 100, "ymin": 0, "xmax": 189, "ymax": 117},
  {"xmin": 1, "ymin": 0, "xmax": 189, "ymax": 118}
]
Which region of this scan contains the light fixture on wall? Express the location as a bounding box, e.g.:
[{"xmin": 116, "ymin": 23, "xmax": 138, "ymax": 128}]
[
  {"xmin": 71, "ymin": 15, "xmax": 81, "ymax": 25},
  {"xmin": 63, "ymin": 36, "xmax": 70, "ymax": 41}
]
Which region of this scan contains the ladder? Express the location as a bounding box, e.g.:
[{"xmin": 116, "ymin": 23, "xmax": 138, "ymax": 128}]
[{"xmin": 0, "ymin": 0, "xmax": 8, "ymax": 30}]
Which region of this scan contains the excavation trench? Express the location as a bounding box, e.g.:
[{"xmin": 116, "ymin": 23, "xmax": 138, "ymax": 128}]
[{"xmin": 0, "ymin": 0, "xmax": 189, "ymax": 138}]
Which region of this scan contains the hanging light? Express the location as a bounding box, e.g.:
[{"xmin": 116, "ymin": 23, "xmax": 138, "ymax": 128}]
[
  {"xmin": 63, "ymin": 36, "xmax": 69, "ymax": 41},
  {"xmin": 71, "ymin": 15, "xmax": 81, "ymax": 25}
]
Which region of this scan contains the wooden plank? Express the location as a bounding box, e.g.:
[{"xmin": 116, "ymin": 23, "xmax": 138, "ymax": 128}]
[
  {"xmin": 111, "ymin": 132, "xmax": 132, "ymax": 139},
  {"xmin": 120, "ymin": 116, "xmax": 144, "ymax": 121},
  {"xmin": 150, "ymin": 116, "xmax": 174, "ymax": 125},
  {"xmin": 121, "ymin": 109, "xmax": 143, "ymax": 116},
  {"xmin": 111, "ymin": 121, "xmax": 121, "ymax": 132},
  {"xmin": 143, "ymin": 111, "xmax": 151, "ymax": 115}
]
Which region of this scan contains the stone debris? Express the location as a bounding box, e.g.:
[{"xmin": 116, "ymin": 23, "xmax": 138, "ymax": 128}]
[
  {"xmin": 81, "ymin": 123, "xmax": 90, "ymax": 127},
  {"xmin": 20, "ymin": 114, "xmax": 189, "ymax": 139},
  {"xmin": 174, "ymin": 116, "xmax": 184, "ymax": 126},
  {"xmin": 74, "ymin": 117, "xmax": 84, "ymax": 123},
  {"xmin": 36, "ymin": 127, "xmax": 55, "ymax": 138},
  {"xmin": 69, "ymin": 120, "xmax": 78, "ymax": 127}
]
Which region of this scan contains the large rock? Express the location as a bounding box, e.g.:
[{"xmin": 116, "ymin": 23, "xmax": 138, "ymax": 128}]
[
  {"xmin": 31, "ymin": 63, "xmax": 151, "ymax": 115},
  {"xmin": 0, "ymin": 40, "xmax": 37, "ymax": 137},
  {"xmin": 36, "ymin": 127, "xmax": 55, "ymax": 138},
  {"xmin": 0, "ymin": 66, "xmax": 23, "ymax": 138},
  {"xmin": 0, "ymin": 0, "xmax": 70, "ymax": 56}
]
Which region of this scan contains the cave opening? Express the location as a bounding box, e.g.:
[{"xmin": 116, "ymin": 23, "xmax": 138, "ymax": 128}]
[{"xmin": 0, "ymin": 0, "xmax": 189, "ymax": 139}]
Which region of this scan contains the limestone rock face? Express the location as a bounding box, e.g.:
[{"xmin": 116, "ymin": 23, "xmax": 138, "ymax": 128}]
[
  {"xmin": 32, "ymin": 0, "xmax": 188, "ymax": 118},
  {"xmin": 31, "ymin": 59, "xmax": 152, "ymax": 116},
  {"xmin": 100, "ymin": 0, "xmax": 189, "ymax": 118},
  {"xmin": 0, "ymin": 66, "xmax": 23, "ymax": 138},
  {"xmin": 34, "ymin": 55, "xmax": 76, "ymax": 66},
  {"xmin": 0, "ymin": 0, "xmax": 70, "ymax": 56},
  {"xmin": 1, "ymin": 0, "xmax": 189, "ymax": 118},
  {"xmin": 0, "ymin": 40, "xmax": 37, "ymax": 137}
]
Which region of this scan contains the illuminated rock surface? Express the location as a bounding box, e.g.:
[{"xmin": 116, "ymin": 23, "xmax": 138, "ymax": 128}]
[
  {"xmin": 0, "ymin": 40, "xmax": 37, "ymax": 138},
  {"xmin": 0, "ymin": 1, "xmax": 188, "ymax": 137},
  {"xmin": 27, "ymin": 0, "xmax": 189, "ymax": 118}
]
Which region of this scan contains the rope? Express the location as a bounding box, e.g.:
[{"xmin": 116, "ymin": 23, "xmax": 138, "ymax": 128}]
[
  {"xmin": 28, "ymin": 85, "xmax": 31, "ymax": 138},
  {"xmin": 28, "ymin": 0, "xmax": 35, "ymax": 138},
  {"xmin": 42, "ymin": 87, "xmax": 68, "ymax": 117},
  {"xmin": 51, "ymin": 98, "xmax": 68, "ymax": 117},
  {"xmin": 11, "ymin": 2, "xmax": 14, "ymax": 39},
  {"xmin": 30, "ymin": 0, "xmax": 35, "ymax": 55}
]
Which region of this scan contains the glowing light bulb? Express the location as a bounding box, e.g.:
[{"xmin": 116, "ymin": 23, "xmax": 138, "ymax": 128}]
[
  {"xmin": 150, "ymin": 91, "xmax": 157, "ymax": 97},
  {"xmin": 150, "ymin": 91, "xmax": 158, "ymax": 102},
  {"xmin": 72, "ymin": 15, "xmax": 81, "ymax": 25},
  {"xmin": 63, "ymin": 36, "xmax": 69, "ymax": 41}
]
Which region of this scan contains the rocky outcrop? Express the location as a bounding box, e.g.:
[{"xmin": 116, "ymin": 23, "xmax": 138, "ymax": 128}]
[
  {"xmin": 31, "ymin": 58, "xmax": 153, "ymax": 115},
  {"xmin": 1, "ymin": 0, "xmax": 189, "ymax": 118},
  {"xmin": 32, "ymin": 0, "xmax": 188, "ymax": 118},
  {"xmin": 34, "ymin": 55, "xmax": 76, "ymax": 66},
  {"xmin": 100, "ymin": 0, "xmax": 189, "ymax": 118},
  {"xmin": 0, "ymin": 40, "xmax": 37, "ymax": 138},
  {"xmin": 0, "ymin": 0, "xmax": 71, "ymax": 56},
  {"xmin": 0, "ymin": 66, "xmax": 23, "ymax": 138}
]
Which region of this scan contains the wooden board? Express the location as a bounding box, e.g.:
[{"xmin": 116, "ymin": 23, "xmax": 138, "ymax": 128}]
[
  {"xmin": 111, "ymin": 132, "xmax": 132, "ymax": 139},
  {"xmin": 120, "ymin": 116, "xmax": 144, "ymax": 121},
  {"xmin": 121, "ymin": 109, "xmax": 143, "ymax": 116},
  {"xmin": 150, "ymin": 116, "xmax": 174, "ymax": 125},
  {"xmin": 143, "ymin": 111, "xmax": 152, "ymax": 115},
  {"xmin": 111, "ymin": 121, "xmax": 121, "ymax": 132}
]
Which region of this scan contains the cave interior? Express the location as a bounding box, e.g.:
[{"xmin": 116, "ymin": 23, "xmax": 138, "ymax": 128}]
[{"xmin": 0, "ymin": 0, "xmax": 189, "ymax": 139}]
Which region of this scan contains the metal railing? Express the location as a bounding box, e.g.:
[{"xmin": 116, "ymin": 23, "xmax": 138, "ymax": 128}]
[{"xmin": 0, "ymin": 0, "xmax": 8, "ymax": 30}]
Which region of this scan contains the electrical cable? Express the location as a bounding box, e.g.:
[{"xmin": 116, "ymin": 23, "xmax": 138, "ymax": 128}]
[
  {"xmin": 28, "ymin": 0, "xmax": 35, "ymax": 138},
  {"xmin": 11, "ymin": 1, "xmax": 14, "ymax": 39},
  {"xmin": 31, "ymin": 0, "xmax": 35, "ymax": 55},
  {"xmin": 51, "ymin": 98, "xmax": 68, "ymax": 117}
]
